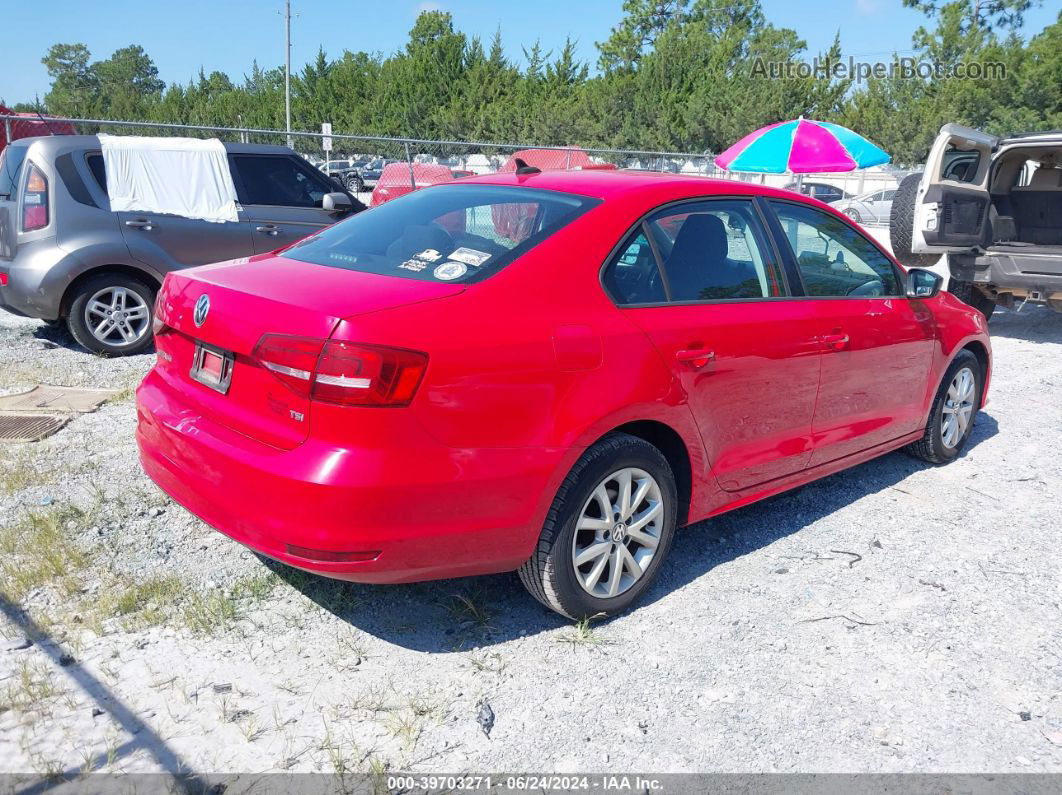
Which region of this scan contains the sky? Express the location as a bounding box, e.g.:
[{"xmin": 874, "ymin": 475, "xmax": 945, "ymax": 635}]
[{"xmin": 1, "ymin": 0, "xmax": 1058, "ymax": 105}]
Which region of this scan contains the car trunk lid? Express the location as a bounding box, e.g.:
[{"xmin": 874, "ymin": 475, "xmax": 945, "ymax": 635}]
[{"xmin": 153, "ymin": 253, "xmax": 463, "ymax": 449}]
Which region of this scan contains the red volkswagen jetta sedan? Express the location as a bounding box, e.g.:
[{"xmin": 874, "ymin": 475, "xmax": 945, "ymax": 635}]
[{"xmin": 137, "ymin": 169, "xmax": 991, "ymax": 618}]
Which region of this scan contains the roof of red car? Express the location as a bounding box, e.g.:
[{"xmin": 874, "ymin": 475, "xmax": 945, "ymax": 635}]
[{"xmin": 457, "ymin": 167, "xmax": 806, "ymax": 203}]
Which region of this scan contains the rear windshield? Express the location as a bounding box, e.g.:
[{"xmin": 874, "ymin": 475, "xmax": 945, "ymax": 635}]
[
  {"xmin": 0, "ymin": 144, "xmax": 28, "ymax": 200},
  {"xmin": 284, "ymin": 184, "xmax": 599, "ymax": 284}
]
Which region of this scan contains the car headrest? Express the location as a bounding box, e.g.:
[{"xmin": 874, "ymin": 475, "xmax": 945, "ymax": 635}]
[
  {"xmin": 1025, "ymin": 168, "xmax": 1062, "ymax": 189},
  {"xmin": 669, "ymin": 214, "xmax": 728, "ymax": 265}
]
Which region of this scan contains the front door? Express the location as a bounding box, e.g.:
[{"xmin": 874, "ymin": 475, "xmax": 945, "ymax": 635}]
[
  {"xmin": 228, "ymin": 153, "xmax": 346, "ymax": 252},
  {"xmin": 607, "ymin": 198, "xmax": 824, "ymax": 492},
  {"xmin": 766, "ymin": 199, "xmax": 936, "ymax": 465}
]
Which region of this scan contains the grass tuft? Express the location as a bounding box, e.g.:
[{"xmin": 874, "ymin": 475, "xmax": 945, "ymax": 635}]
[{"xmin": 0, "ymin": 505, "xmax": 89, "ymax": 599}]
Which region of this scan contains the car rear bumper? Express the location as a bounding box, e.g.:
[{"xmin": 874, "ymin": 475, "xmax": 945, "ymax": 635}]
[
  {"xmin": 136, "ymin": 368, "xmax": 562, "ymax": 584},
  {"xmin": 959, "ymin": 248, "xmax": 1062, "ymax": 295}
]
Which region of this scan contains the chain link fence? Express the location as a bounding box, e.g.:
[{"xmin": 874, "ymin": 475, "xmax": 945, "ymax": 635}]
[{"xmin": 1, "ymin": 114, "xmax": 916, "ymax": 223}]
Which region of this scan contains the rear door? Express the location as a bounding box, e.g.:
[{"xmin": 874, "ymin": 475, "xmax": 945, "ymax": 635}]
[
  {"xmin": 872, "ymin": 189, "xmax": 896, "ymax": 223},
  {"xmin": 607, "ymin": 198, "xmax": 824, "ymax": 492},
  {"xmin": 765, "ymin": 199, "xmax": 935, "ymax": 465},
  {"xmin": 912, "ymin": 124, "xmax": 999, "ymax": 254},
  {"xmin": 228, "ymin": 153, "xmax": 346, "ymax": 252},
  {"xmin": 84, "ymin": 152, "xmax": 254, "ymax": 272}
]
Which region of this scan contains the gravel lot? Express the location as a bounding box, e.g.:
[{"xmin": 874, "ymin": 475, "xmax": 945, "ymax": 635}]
[{"xmin": 1, "ymin": 305, "xmax": 1060, "ymax": 778}]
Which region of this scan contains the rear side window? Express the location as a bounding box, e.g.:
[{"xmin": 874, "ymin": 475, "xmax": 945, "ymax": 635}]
[
  {"xmin": 0, "ymin": 145, "xmax": 28, "ymax": 200},
  {"xmin": 87, "ymin": 153, "xmax": 107, "ymax": 193},
  {"xmin": 284, "ymin": 184, "xmax": 598, "ymax": 284},
  {"xmin": 229, "ymin": 155, "xmax": 334, "ymax": 208},
  {"xmin": 941, "ymin": 147, "xmax": 981, "ymax": 183},
  {"xmin": 640, "ymin": 200, "xmax": 785, "ymax": 302},
  {"xmin": 769, "ymin": 201, "xmax": 901, "ymax": 297},
  {"xmin": 602, "ymin": 230, "xmax": 665, "ymax": 304}
]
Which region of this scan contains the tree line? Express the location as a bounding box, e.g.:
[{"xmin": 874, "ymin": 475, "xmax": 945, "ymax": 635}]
[{"xmin": 5, "ymin": 0, "xmax": 1061, "ymax": 166}]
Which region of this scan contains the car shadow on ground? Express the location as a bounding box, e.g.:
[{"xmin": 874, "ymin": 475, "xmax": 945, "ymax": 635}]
[
  {"xmin": 265, "ymin": 412, "xmax": 999, "ymax": 653},
  {"xmin": 30, "ymin": 319, "xmax": 156, "ymax": 356},
  {"xmin": 987, "ymin": 306, "xmax": 1062, "ymax": 343}
]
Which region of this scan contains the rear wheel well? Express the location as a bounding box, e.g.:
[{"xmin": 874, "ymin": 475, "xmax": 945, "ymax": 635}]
[
  {"xmin": 60, "ymin": 266, "xmax": 161, "ymax": 319},
  {"xmin": 611, "ymin": 420, "xmax": 692, "ymax": 526}
]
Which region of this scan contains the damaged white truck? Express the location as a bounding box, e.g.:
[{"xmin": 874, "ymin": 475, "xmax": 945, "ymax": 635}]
[{"xmin": 891, "ymin": 123, "xmax": 1062, "ymax": 317}]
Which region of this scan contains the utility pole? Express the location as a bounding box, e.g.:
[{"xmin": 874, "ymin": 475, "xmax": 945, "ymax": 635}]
[{"xmin": 284, "ymin": 0, "xmax": 292, "ymax": 149}]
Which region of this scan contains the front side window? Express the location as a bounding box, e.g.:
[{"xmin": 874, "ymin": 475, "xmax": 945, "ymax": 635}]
[
  {"xmin": 230, "ymin": 155, "xmax": 334, "ymax": 208},
  {"xmin": 284, "ymin": 184, "xmax": 598, "ymax": 284},
  {"xmin": 769, "ymin": 201, "xmax": 901, "ymax": 297},
  {"xmin": 646, "ymin": 200, "xmax": 785, "ymax": 302}
]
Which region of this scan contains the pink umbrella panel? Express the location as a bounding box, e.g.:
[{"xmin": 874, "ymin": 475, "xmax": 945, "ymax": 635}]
[{"xmin": 716, "ymin": 119, "xmax": 890, "ymax": 174}]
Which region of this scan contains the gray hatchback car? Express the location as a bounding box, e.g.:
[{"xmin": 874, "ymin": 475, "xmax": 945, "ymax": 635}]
[{"xmin": 0, "ymin": 135, "xmax": 362, "ymax": 355}]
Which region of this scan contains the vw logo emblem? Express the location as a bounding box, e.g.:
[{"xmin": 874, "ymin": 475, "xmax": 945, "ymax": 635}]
[{"xmin": 193, "ymin": 294, "xmax": 210, "ymax": 327}]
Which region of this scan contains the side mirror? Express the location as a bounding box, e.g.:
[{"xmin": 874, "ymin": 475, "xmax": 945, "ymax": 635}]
[
  {"xmin": 906, "ymin": 268, "xmax": 943, "ymax": 299},
  {"xmin": 322, "ymin": 192, "xmax": 353, "ymax": 214}
]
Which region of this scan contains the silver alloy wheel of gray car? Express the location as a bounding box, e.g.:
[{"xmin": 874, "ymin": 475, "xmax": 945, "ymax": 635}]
[
  {"xmin": 941, "ymin": 366, "xmax": 976, "ymax": 449},
  {"xmin": 571, "ymin": 467, "xmax": 663, "ymax": 599},
  {"xmin": 85, "ymin": 286, "xmax": 151, "ymax": 346}
]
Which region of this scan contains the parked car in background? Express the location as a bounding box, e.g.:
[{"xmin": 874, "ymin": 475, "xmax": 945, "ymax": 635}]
[
  {"xmin": 0, "ymin": 135, "xmax": 364, "ymax": 355},
  {"xmin": 450, "ymin": 169, "xmax": 474, "ymax": 179},
  {"xmin": 833, "ymin": 188, "xmax": 896, "ymax": 224},
  {"xmin": 317, "ymin": 159, "xmax": 367, "ymax": 193},
  {"xmin": 318, "ymin": 158, "xmax": 355, "ymax": 176},
  {"xmin": 0, "ymin": 106, "xmax": 76, "ymax": 153},
  {"xmin": 370, "ymin": 162, "xmax": 452, "ymax": 205},
  {"xmin": 890, "ymin": 123, "xmax": 1062, "ymax": 317},
  {"xmin": 358, "ymin": 158, "xmax": 400, "ymax": 188},
  {"xmin": 137, "ymin": 169, "xmax": 990, "ymax": 618},
  {"xmin": 783, "ymin": 180, "xmax": 850, "ymax": 204}
]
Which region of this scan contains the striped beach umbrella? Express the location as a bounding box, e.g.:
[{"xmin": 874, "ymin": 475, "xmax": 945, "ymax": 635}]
[{"xmin": 716, "ymin": 118, "xmax": 890, "ymax": 173}]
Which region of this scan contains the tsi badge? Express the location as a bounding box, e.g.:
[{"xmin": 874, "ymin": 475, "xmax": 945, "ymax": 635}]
[{"xmin": 193, "ymin": 294, "xmax": 210, "ymax": 327}]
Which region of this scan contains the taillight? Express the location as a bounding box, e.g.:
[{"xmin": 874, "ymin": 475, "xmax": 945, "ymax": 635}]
[
  {"xmin": 253, "ymin": 335, "xmax": 323, "ymax": 398},
  {"xmin": 21, "ymin": 164, "xmax": 48, "ymax": 232},
  {"xmin": 253, "ymin": 335, "xmax": 428, "ymax": 407},
  {"xmin": 151, "ymin": 291, "xmax": 167, "ymax": 335},
  {"xmin": 314, "ymin": 341, "xmax": 427, "ymax": 406}
]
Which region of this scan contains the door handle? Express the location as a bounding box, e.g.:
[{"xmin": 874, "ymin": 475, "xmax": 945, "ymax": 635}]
[
  {"xmin": 125, "ymin": 219, "xmax": 154, "ymax": 230},
  {"xmin": 256, "ymin": 225, "xmax": 279, "ymax": 236},
  {"xmin": 675, "ymin": 348, "xmax": 715, "ymax": 368},
  {"xmin": 820, "ymin": 333, "xmax": 850, "ymax": 351}
]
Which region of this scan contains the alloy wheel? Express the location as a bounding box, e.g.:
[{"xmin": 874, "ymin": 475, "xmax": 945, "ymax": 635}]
[
  {"xmin": 85, "ymin": 286, "xmax": 151, "ymax": 346},
  {"xmin": 571, "ymin": 467, "xmax": 664, "ymax": 599},
  {"xmin": 941, "ymin": 366, "xmax": 975, "ymax": 449}
]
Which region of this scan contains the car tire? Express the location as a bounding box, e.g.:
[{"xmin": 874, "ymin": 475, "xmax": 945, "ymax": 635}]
[
  {"xmin": 518, "ymin": 433, "xmax": 678, "ymax": 619},
  {"xmin": 345, "ymin": 175, "xmax": 364, "ymax": 193},
  {"xmin": 843, "ymin": 208, "xmax": 861, "ymax": 223},
  {"xmin": 890, "ymin": 173, "xmax": 938, "ymax": 268},
  {"xmin": 949, "ymin": 279, "xmax": 996, "ymax": 321},
  {"xmin": 905, "ymin": 349, "xmax": 983, "ymax": 465},
  {"xmin": 67, "ymin": 273, "xmax": 156, "ymax": 357}
]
